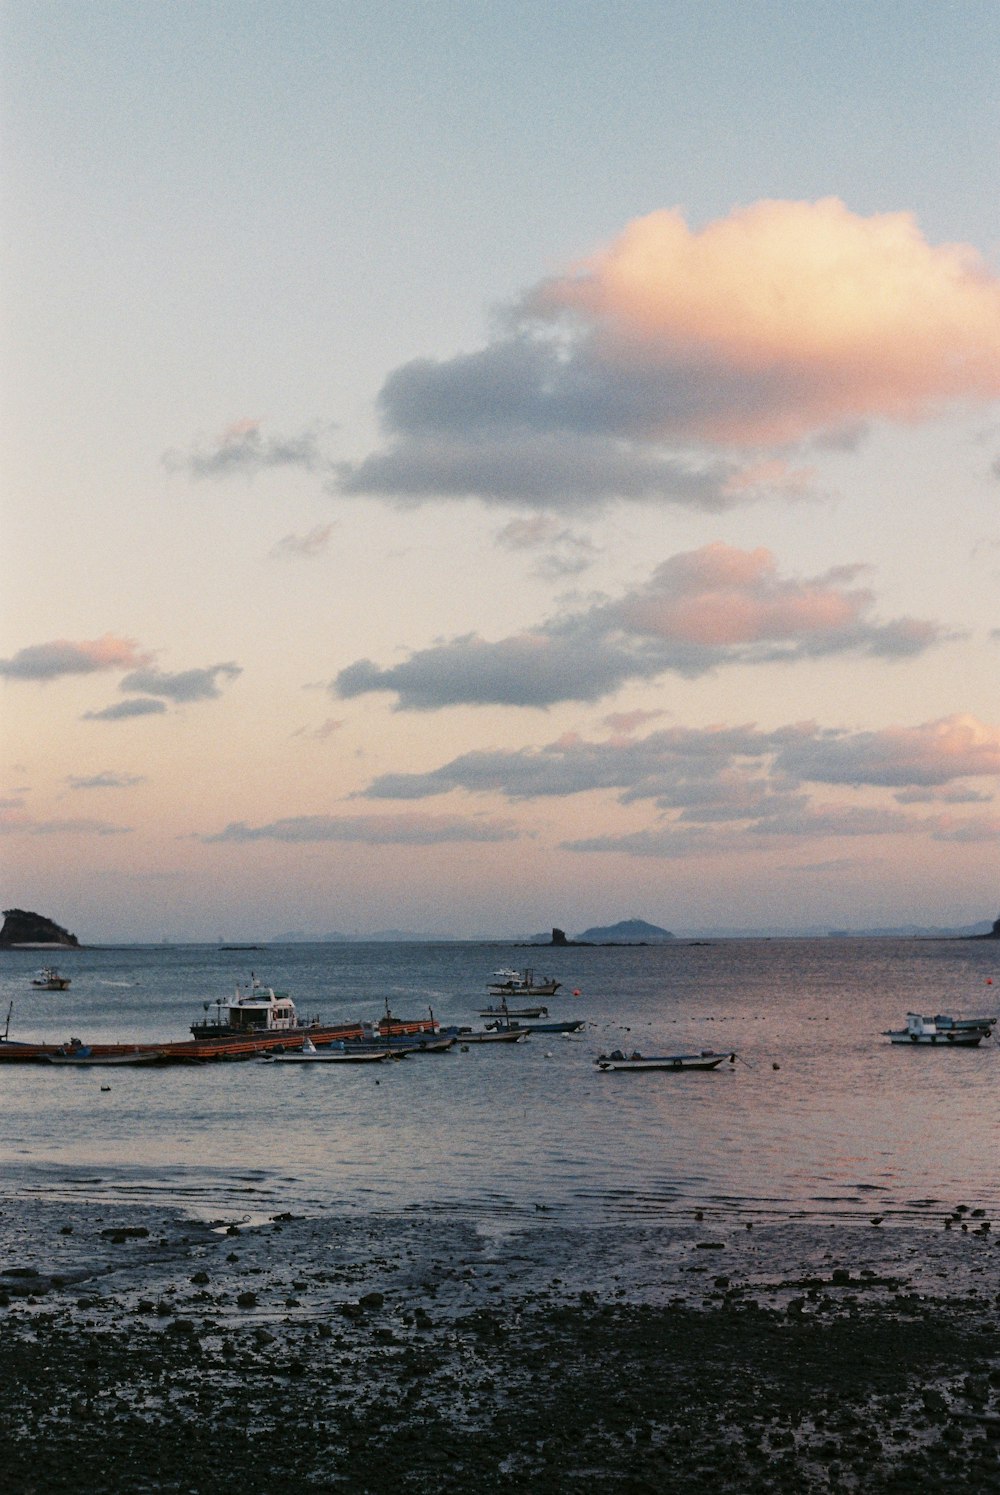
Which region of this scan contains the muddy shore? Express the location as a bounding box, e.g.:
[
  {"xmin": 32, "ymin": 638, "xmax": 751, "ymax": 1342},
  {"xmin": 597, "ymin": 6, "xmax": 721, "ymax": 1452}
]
[{"xmin": 2, "ymin": 1196, "xmax": 999, "ymax": 1492}]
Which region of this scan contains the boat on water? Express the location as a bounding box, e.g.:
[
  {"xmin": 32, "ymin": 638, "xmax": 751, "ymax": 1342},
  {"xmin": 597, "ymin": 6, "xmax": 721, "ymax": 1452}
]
[
  {"xmin": 191, "ymin": 974, "xmax": 320, "ymax": 1040},
  {"xmin": 31, "ymin": 967, "xmax": 71, "ymax": 991},
  {"xmin": 478, "ymin": 1002, "xmax": 549, "ymax": 1019},
  {"xmin": 345, "ymin": 1026, "xmax": 456, "ymax": 1055},
  {"xmin": 884, "ymin": 1012, "xmax": 996, "ymax": 1046},
  {"xmin": 487, "ymin": 967, "xmax": 561, "ymax": 998},
  {"xmin": 446, "ymin": 1024, "xmax": 530, "ymax": 1044},
  {"xmin": 262, "ymin": 1037, "xmax": 394, "ymax": 1065},
  {"xmin": 595, "ymin": 1049, "xmax": 735, "ymax": 1072},
  {"xmin": 46, "ymin": 1042, "xmax": 166, "ymax": 1067},
  {"xmin": 482, "ymin": 1006, "xmax": 584, "ymax": 1035}
]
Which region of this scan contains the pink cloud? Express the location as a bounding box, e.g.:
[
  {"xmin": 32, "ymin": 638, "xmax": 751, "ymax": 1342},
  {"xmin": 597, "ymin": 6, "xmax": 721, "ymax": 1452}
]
[
  {"xmin": 603, "ymin": 709, "xmax": 667, "ymax": 735},
  {"xmin": 618, "ymin": 543, "xmax": 868, "ymax": 645},
  {"xmin": 533, "ymin": 198, "xmax": 1000, "ymax": 444},
  {"xmin": 776, "ymin": 714, "xmax": 1000, "ymax": 786},
  {"xmin": 0, "ymin": 635, "xmax": 151, "ymax": 681}
]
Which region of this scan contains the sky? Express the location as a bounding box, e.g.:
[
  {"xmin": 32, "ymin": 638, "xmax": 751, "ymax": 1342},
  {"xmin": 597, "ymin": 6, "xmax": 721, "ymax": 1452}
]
[{"xmin": 2, "ymin": 1, "xmax": 1000, "ymax": 941}]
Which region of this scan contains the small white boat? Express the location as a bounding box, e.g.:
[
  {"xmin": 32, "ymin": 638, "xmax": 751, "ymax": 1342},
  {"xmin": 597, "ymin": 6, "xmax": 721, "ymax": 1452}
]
[
  {"xmin": 453, "ymin": 1026, "xmax": 530, "ymax": 1044},
  {"xmin": 487, "ymin": 967, "xmax": 561, "ymax": 998},
  {"xmin": 46, "ymin": 1048, "xmax": 166, "ymax": 1067},
  {"xmin": 262, "ymin": 1037, "xmax": 394, "ymax": 1065},
  {"xmin": 884, "ymin": 1013, "xmax": 994, "ymax": 1046},
  {"xmin": 31, "ymin": 967, "xmax": 71, "ymax": 991},
  {"xmin": 594, "ymin": 1049, "xmax": 735, "ymax": 1072}
]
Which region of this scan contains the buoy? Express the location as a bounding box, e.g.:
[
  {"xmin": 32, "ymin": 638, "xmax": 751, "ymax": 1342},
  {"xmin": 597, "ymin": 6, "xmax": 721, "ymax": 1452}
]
[
  {"xmin": 572, "ymin": 989, "xmax": 581, "ymax": 997},
  {"xmin": 987, "ymin": 978, "xmax": 993, "ymax": 985}
]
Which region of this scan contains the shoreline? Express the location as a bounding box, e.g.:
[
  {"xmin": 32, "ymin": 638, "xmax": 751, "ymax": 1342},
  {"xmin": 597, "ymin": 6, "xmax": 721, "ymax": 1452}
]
[{"xmin": 2, "ymin": 1196, "xmax": 999, "ymax": 1491}]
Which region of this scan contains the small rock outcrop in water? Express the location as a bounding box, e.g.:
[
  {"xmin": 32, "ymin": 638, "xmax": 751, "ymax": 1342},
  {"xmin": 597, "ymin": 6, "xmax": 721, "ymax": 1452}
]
[{"xmin": 0, "ymin": 909, "xmax": 80, "ymax": 948}]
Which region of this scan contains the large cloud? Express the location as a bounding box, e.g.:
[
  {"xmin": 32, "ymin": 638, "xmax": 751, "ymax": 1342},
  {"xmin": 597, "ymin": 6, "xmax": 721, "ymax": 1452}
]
[
  {"xmin": 774, "ymin": 714, "xmax": 1000, "ymax": 787},
  {"xmin": 334, "ymin": 543, "xmax": 945, "ymax": 710},
  {"xmin": 360, "ymin": 715, "xmax": 1000, "ymax": 848},
  {"xmin": 331, "ymin": 199, "xmax": 1000, "ymax": 507},
  {"xmin": 0, "ymin": 635, "xmax": 151, "ymax": 681},
  {"xmin": 202, "ymin": 814, "xmax": 519, "ymax": 845}
]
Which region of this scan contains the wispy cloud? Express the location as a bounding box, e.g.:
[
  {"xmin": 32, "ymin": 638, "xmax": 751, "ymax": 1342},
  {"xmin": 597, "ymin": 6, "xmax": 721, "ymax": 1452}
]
[
  {"xmin": 334, "ymin": 543, "xmax": 946, "ymax": 710},
  {"xmin": 83, "ymin": 699, "xmax": 169, "ymax": 722},
  {"xmin": 269, "ymin": 524, "xmax": 335, "ymax": 560},
  {"xmin": 67, "ymin": 771, "xmax": 146, "ymax": 790},
  {"xmin": 495, "ymin": 515, "xmax": 598, "ymax": 577},
  {"xmin": 0, "ymin": 635, "xmax": 151, "ymax": 682},
  {"xmin": 0, "ymin": 810, "xmax": 132, "ymax": 837},
  {"xmin": 120, "ymin": 662, "xmax": 241, "ymax": 703},
  {"xmin": 359, "ymin": 713, "xmax": 1000, "ymax": 857},
  {"xmin": 602, "ymin": 709, "xmax": 668, "ymax": 735},
  {"xmin": 163, "ymin": 419, "xmax": 326, "ymax": 480},
  {"xmin": 928, "ymin": 813, "xmax": 1000, "ymax": 843},
  {"xmin": 202, "ymin": 813, "xmax": 519, "ymax": 845},
  {"xmin": 291, "ymin": 718, "xmax": 345, "ymax": 741}
]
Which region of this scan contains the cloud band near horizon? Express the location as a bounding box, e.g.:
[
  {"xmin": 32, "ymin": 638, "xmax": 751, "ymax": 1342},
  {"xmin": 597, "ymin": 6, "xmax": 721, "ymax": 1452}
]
[{"xmin": 333, "ymin": 542, "xmax": 947, "ymax": 710}]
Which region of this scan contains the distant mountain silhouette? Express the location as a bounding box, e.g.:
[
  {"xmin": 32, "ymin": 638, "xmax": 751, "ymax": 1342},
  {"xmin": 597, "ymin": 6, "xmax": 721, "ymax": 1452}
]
[{"xmin": 575, "ymin": 918, "xmax": 675, "ymax": 944}]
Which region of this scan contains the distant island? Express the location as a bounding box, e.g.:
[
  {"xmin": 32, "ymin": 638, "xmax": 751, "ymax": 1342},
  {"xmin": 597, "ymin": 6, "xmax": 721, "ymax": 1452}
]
[
  {"xmin": 532, "ymin": 918, "xmax": 676, "ymax": 946},
  {"xmin": 0, "ymin": 908, "xmax": 81, "ymax": 948}
]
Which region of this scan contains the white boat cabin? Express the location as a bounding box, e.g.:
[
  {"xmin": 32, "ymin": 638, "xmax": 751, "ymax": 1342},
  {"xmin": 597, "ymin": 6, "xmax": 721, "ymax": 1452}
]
[{"xmin": 198, "ymin": 976, "xmax": 304, "ymax": 1034}]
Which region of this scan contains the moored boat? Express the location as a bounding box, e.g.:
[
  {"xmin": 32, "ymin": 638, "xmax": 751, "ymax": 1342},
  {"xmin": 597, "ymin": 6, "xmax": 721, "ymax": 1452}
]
[
  {"xmin": 515, "ymin": 1017, "xmax": 586, "ymax": 1034},
  {"xmin": 31, "ymin": 967, "xmax": 71, "ymax": 991},
  {"xmin": 595, "ymin": 1049, "xmax": 735, "ymax": 1072},
  {"xmin": 487, "ymin": 967, "xmax": 561, "ymax": 998},
  {"xmin": 262, "ymin": 1037, "xmax": 395, "ymax": 1064},
  {"xmin": 191, "ymin": 974, "xmax": 320, "ymax": 1040},
  {"xmin": 884, "ymin": 1012, "xmax": 994, "ymax": 1046},
  {"xmin": 446, "ymin": 1024, "xmax": 530, "ymax": 1044},
  {"xmin": 478, "ymin": 1002, "xmax": 549, "ymax": 1019},
  {"xmin": 46, "ymin": 1044, "xmax": 166, "ymax": 1066}
]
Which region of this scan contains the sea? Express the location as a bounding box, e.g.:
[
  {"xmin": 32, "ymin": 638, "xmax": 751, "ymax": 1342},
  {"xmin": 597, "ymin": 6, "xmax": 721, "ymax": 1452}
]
[{"xmin": 1, "ymin": 938, "xmax": 997, "ymax": 1233}]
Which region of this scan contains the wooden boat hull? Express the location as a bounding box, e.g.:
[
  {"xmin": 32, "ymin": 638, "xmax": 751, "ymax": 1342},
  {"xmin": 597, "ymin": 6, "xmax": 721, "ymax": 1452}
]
[
  {"xmin": 488, "ymin": 983, "xmax": 560, "ymax": 998},
  {"xmin": 345, "ymin": 1035, "xmax": 456, "ymax": 1055},
  {"xmin": 595, "ymin": 1051, "xmax": 733, "ymax": 1072},
  {"xmin": 454, "ymin": 1027, "xmax": 530, "ymax": 1043},
  {"xmin": 46, "ymin": 1051, "xmax": 167, "ymax": 1067},
  {"xmin": 519, "ymin": 1019, "xmax": 586, "ymax": 1034},
  {"xmin": 478, "ymin": 1005, "xmax": 548, "ymax": 1019},
  {"xmin": 262, "ymin": 1049, "xmax": 393, "ymax": 1064}
]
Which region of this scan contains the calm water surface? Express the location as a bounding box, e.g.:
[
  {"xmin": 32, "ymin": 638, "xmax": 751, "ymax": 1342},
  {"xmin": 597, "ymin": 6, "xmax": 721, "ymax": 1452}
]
[{"xmin": 1, "ymin": 940, "xmax": 997, "ymax": 1230}]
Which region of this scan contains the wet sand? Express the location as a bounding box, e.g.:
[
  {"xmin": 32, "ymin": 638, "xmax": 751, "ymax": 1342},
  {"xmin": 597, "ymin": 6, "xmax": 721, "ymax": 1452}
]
[{"xmin": 1, "ymin": 1195, "xmax": 999, "ymax": 1492}]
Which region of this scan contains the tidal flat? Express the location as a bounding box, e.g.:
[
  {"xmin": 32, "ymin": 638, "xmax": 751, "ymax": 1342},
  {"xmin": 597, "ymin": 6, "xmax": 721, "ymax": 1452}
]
[{"xmin": 2, "ymin": 1196, "xmax": 999, "ymax": 1492}]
